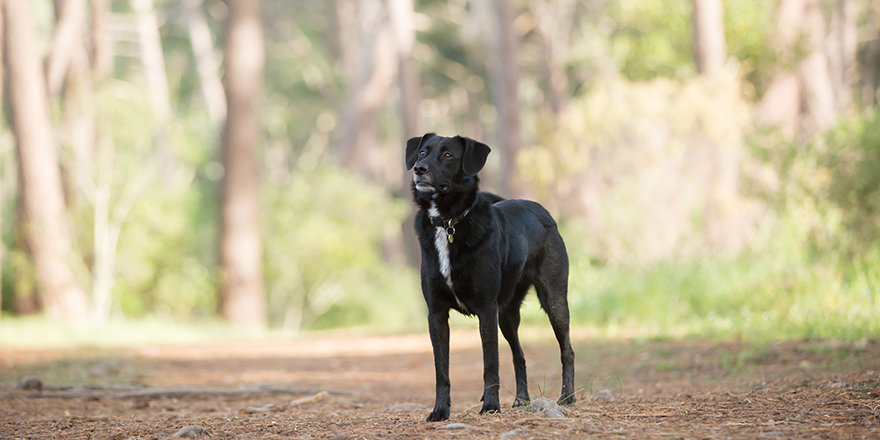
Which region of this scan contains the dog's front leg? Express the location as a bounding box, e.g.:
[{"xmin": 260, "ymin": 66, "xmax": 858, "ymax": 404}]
[
  {"xmin": 426, "ymin": 307, "xmax": 451, "ymax": 421},
  {"xmin": 478, "ymin": 306, "xmax": 501, "ymax": 414}
]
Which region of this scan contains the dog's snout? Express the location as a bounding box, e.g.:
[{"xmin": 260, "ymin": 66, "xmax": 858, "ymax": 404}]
[{"xmin": 414, "ymin": 163, "xmax": 429, "ymax": 175}]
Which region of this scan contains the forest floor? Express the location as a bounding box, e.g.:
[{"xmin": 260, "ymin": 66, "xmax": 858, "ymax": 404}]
[{"xmin": 0, "ymin": 329, "xmax": 878, "ymax": 439}]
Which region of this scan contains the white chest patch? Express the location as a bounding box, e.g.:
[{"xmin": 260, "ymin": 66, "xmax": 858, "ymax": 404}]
[
  {"xmin": 429, "ymin": 204, "xmax": 452, "ymax": 287},
  {"xmin": 429, "ymin": 203, "xmax": 466, "ymax": 311}
]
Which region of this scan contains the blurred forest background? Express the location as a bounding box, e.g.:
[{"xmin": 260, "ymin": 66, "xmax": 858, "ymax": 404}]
[{"xmin": 0, "ymin": 0, "xmax": 879, "ymax": 343}]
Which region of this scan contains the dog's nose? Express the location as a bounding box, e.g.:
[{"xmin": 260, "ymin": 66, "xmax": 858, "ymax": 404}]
[{"xmin": 414, "ymin": 163, "xmax": 428, "ymax": 175}]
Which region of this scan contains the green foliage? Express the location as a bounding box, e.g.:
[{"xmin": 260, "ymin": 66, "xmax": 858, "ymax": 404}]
[
  {"xmin": 262, "ymin": 165, "xmax": 422, "ymax": 331},
  {"xmin": 607, "ymin": 0, "xmax": 694, "ymax": 79},
  {"xmin": 723, "ymin": 0, "xmax": 778, "ymax": 98},
  {"xmin": 530, "ymin": 110, "xmax": 880, "ymax": 342},
  {"xmin": 113, "ymin": 182, "xmax": 219, "ymax": 319},
  {"xmin": 818, "ymin": 112, "xmax": 880, "ymax": 252},
  {"xmin": 520, "ymin": 74, "xmax": 753, "ymax": 264}
]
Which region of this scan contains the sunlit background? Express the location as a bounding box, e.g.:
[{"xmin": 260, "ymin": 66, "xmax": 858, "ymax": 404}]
[{"xmin": 0, "ymin": 0, "xmax": 878, "ymax": 346}]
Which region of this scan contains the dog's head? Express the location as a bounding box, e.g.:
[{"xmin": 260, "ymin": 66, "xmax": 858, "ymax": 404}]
[{"xmin": 405, "ymin": 133, "xmax": 490, "ymax": 195}]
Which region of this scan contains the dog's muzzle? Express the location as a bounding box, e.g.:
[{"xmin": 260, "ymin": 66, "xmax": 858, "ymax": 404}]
[{"xmin": 413, "ymin": 171, "xmax": 449, "ymax": 193}]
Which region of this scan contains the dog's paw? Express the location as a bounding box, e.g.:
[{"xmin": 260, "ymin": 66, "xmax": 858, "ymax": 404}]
[
  {"xmin": 512, "ymin": 396, "xmax": 530, "ymax": 408},
  {"xmin": 426, "ymin": 407, "xmax": 450, "ymax": 422},
  {"xmin": 479, "ymin": 400, "xmax": 501, "ymax": 414},
  {"xmin": 557, "ymin": 393, "xmax": 576, "ymax": 406}
]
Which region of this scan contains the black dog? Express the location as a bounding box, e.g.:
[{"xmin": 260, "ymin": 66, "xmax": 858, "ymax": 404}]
[{"xmin": 406, "ymin": 133, "xmax": 575, "ymax": 422}]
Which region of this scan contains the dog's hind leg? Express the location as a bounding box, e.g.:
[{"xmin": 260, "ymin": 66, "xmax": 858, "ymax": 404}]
[
  {"xmin": 499, "ymin": 282, "xmax": 531, "ymax": 407},
  {"xmin": 535, "ymin": 246, "xmax": 576, "ymax": 405}
]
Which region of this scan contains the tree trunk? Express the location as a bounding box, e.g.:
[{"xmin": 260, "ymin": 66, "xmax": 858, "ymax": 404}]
[
  {"xmin": 59, "ymin": 14, "xmax": 97, "ymax": 212},
  {"xmin": 387, "ymin": 0, "xmax": 418, "ymax": 142},
  {"xmin": 334, "ymin": 0, "xmax": 398, "ymax": 179},
  {"xmin": 490, "ymin": 0, "xmax": 523, "ymax": 197},
  {"xmin": 185, "ymin": 0, "xmax": 227, "ymax": 127},
  {"xmin": 692, "ymin": 0, "xmax": 728, "ymax": 76},
  {"xmin": 219, "ymin": 0, "xmax": 266, "ymax": 328},
  {"xmin": 131, "ymin": 0, "xmax": 172, "ymax": 121},
  {"xmin": 130, "ymin": 0, "xmax": 178, "ymax": 182},
  {"xmin": 46, "ymin": 0, "xmax": 87, "ymax": 98},
  {"xmin": 828, "ymin": 0, "xmax": 857, "ymax": 112},
  {"xmin": 531, "ymin": 0, "xmax": 574, "ymax": 114},
  {"xmin": 89, "ymin": 0, "xmax": 112, "ymax": 79},
  {"xmin": 798, "ymin": 0, "xmax": 835, "ymax": 134},
  {"xmin": 0, "ymin": 0, "xmax": 4, "ymax": 318},
  {"xmin": 387, "ymin": 0, "xmax": 421, "ymax": 267},
  {"xmin": 4, "ymin": 0, "xmax": 90, "ymax": 323},
  {"xmin": 861, "ymin": 0, "xmax": 880, "ymax": 108},
  {"xmin": 756, "ymin": 0, "xmax": 807, "ymax": 137}
]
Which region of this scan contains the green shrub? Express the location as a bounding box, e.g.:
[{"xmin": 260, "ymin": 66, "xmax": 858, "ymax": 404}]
[{"xmin": 262, "ymin": 165, "xmax": 422, "ymax": 332}]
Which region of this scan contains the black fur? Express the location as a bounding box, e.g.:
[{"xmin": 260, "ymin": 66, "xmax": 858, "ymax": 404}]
[{"xmin": 406, "ymin": 133, "xmax": 576, "ymax": 422}]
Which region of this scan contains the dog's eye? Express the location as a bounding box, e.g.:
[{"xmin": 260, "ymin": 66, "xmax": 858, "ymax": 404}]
[
  {"xmin": 419, "ymin": 150, "xmax": 426, "ymax": 157},
  {"xmin": 443, "ymin": 152, "xmax": 453, "ymax": 159}
]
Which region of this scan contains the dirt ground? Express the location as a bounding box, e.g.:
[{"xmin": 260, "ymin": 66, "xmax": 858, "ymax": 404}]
[{"xmin": 0, "ymin": 329, "xmax": 878, "ymax": 439}]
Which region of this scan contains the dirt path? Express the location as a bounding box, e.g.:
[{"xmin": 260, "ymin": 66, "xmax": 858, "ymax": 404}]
[{"xmin": 1, "ymin": 330, "xmax": 878, "ymax": 439}]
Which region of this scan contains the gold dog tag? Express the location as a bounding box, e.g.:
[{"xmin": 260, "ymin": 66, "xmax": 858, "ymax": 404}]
[{"xmin": 446, "ymin": 227, "xmax": 455, "ymax": 243}]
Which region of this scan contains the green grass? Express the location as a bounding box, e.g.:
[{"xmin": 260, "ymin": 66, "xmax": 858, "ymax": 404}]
[{"xmin": 552, "ymin": 250, "xmax": 880, "ymax": 342}]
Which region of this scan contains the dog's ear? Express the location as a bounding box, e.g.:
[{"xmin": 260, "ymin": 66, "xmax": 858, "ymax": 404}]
[
  {"xmin": 405, "ymin": 133, "xmax": 436, "ymax": 170},
  {"xmin": 457, "ymin": 136, "xmax": 491, "ymax": 176}
]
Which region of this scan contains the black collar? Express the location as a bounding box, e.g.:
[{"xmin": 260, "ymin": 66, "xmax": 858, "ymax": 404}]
[
  {"xmin": 429, "ymin": 202, "xmax": 474, "ymax": 244},
  {"xmin": 429, "ymin": 207, "xmax": 471, "ymax": 229}
]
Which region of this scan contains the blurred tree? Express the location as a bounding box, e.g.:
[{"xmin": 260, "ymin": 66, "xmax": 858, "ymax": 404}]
[
  {"xmin": 389, "ymin": 0, "xmax": 419, "ymax": 142},
  {"xmin": 89, "ymin": 0, "xmax": 112, "ymax": 79},
  {"xmin": 490, "ymin": 0, "xmax": 523, "ymax": 196},
  {"xmin": 4, "ymin": 0, "xmax": 90, "ymax": 323},
  {"xmin": 219, "ymin": 0, "xmax": 266, "ymax": 328},
  {"xmin": 530, "ymin": 0, "xmax": 575, "ymax": 114},
  {"xmin": 54, "ymin": 0, "xmax": 97, "ymax": 213},
  {"xmin": 691, "ymin": 0, "xmax": 740, "ymax": 253},
  {"xmin": 184, "ymin": 0, "xmax": 226, "ymax": 127},
  {"xmin": 757, "ymin": 0, "xmax": 805, "ymax": 136},
  {"xmin": 828, "ymin": 0, "xmax": 857, "ymax": 112},
  {"xmin": 798, "ymin": 0, "xmax": 835, "ymax": 133},
  {"xmin": 132, "ymin": 0, "xmax": 172, "ymax": 122},
  {"xmin": 0, "ymin": 0, "xmax": 4, "ymax": 318},
  {"xmin": 131, "ymin": 0, "xmax": 178, "ymax": 183},
  {"xmin": 862, "ymin": 0, "xmax": 880, "ymax": 108},
  {"xmin": 47, "ymin": 0, "xmax": 87, "ymax": 98},
  {"xmin": 692, "ymin": 0, "xmax": 727, "ymax": 75},
  {"xmin": 334, "ymin": 0, "xmax": 399, "ymax": 180},
  {"xmin": 757, "ymin": 0, "xmax": 836, "ymax": 139},
  {"xmin": 388, "ymin": 0, "xmax": 421, "ymax": 267}
]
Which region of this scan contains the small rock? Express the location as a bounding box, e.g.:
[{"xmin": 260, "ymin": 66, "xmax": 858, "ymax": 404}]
[
  {"xmin": 529, "ymin": 397, "xmax": 566, "ymax": 418},
  {"xmin": 853, "ymin": 338, "xmax": 868, "ymax": 351},
  {"xmin": 131, "ymin": 399, "xmax": 150, "ymax": 409},
  {"xmin": 14, "ymin": 376, "xmax": 43, "ymax": 391},
  {"xmin": 439, "ymin": 423, "xmax": 475, "ymax": 430},
  {"xmin": 500, "ymin": 428, "xmax": 522, "ymax": 439},
  {"xmin": 385, "ymin": 403, "xmax": 425, "ymax": 413},
  {"xmin": 289, "ymin": 390, "xmax": 328, "ymax": 407},
  {"xmin": 167, "ymin": 425, "xmax": 210, "ymax": 438},
  {"xmin": 243, "ymin": 404, "xmax": 276, "ymax": 414},
  {"xmin": 88, "ymin": 360, "xmax": 120, "ymax": 377},
  {"xmin": 593, "ymin": 389, "xmax": 616, "ymax": 402}
]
